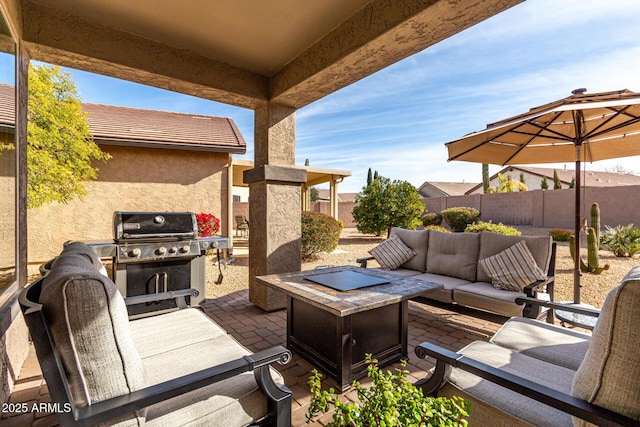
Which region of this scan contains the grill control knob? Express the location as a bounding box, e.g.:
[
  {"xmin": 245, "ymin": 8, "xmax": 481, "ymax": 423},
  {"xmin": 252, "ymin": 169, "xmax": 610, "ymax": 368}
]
[
  {"xmin": 155, "ymin": 246, "xmax": 167, "ymax": 256},
  {"xmin": 128, "ymin": 248, "xmax": 141, "ymax": 258},
  {"xmin": 179, "ymin": 245, "xmax": 190, "ymax": 254},
  {"xmin": 169, "ymin": 246, "xmax": 178, "ymax": 254}
]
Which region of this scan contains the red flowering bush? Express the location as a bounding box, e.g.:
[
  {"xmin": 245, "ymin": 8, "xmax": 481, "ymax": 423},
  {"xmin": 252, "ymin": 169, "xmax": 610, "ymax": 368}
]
[{"xmin": 196, "ymin": 213, "xmax": 220, "ymax": 237}]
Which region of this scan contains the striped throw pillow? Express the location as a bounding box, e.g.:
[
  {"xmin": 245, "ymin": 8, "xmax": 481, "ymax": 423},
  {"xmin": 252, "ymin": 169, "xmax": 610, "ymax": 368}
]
[
  {"xmin": 479, "ymin": 240, "xmax": 546, "ymax": 292},
  {"xmin": 369, "ymin": 236, "xmax": 416, "ymax": 270}
]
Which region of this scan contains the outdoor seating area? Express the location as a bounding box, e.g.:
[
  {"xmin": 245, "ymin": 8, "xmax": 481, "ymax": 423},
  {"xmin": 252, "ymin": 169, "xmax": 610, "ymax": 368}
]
[{"xmin": 7, "ymin": 286, "xmax": 509, "ymax": 426}]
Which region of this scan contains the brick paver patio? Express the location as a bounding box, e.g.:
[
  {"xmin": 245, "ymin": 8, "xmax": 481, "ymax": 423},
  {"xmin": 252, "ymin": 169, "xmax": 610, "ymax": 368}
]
[{"xmin": 3, "ymin": 291, "xmax": 507, "ymax": 426}]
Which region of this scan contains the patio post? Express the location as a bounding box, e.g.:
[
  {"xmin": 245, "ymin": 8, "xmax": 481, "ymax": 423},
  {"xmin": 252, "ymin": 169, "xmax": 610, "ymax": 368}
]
[{"xmin": 244, "ymin": 102, "xmax": 306, "ymax": 311}]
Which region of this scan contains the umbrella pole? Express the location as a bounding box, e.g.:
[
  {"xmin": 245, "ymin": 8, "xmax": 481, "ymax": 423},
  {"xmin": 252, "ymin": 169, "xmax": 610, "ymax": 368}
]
[{"xmin": 574, "ymin": 150, "xmax": 581, "ymax": 303}]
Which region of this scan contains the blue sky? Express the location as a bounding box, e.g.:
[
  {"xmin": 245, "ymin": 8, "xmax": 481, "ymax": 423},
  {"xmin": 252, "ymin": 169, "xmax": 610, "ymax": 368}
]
[{"xmin": 3, "ymin": 0, "xmax": 640, "ymax": 193}]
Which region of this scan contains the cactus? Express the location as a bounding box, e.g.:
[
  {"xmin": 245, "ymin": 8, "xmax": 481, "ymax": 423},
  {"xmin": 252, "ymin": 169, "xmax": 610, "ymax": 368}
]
[
  {"xmin": 565, "ymin": 201, "xmax": 610, "ymax": 275},
  {"xmin": 591, "ymin": 202, "xmax": 600, "ymax": 245}
]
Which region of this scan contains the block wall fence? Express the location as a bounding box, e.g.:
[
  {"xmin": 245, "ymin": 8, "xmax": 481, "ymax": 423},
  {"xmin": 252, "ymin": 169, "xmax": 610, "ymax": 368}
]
[{"xmin": 233, "ymin": 185, "xmax": 640, "ymax": 232}]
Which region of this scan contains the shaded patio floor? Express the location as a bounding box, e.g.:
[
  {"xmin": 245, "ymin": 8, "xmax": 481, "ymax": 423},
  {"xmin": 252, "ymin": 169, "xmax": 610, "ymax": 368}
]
[{"xmin": 3, "ymin": 292, "xmax": 507, "ymax": 426}]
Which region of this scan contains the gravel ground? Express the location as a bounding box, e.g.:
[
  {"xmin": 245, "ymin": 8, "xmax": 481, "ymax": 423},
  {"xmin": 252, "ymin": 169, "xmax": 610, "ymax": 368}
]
[{"xmin": 206, "ymin": 227, "xmax": 639, "ymax": 309}]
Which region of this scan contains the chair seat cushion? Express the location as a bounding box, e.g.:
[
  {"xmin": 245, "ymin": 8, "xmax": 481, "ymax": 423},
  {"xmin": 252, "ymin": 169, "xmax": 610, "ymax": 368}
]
[
  {"xmin": 365, "ymin": 267, "xmax": 422, "ymax": 277},
  {"xmin": 490, "ymin": 317, "xmax": 590, "ymax": 371},
  {"xmin": 130, "ymin": 308, "xmax": 227, "ymax": 358},
  {"xmin": 443, "ymin": 341, "xmax": 574, "ymax": 427},
  {"xmin": 143, "ymin": 333, "xmax": 284, "ymax": 427}
]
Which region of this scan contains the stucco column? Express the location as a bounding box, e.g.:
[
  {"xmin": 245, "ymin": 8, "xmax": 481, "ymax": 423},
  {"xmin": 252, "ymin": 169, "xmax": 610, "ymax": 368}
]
[{"xmin": 244, "ymin": 102, "xmax": 305, "ymax": 311}]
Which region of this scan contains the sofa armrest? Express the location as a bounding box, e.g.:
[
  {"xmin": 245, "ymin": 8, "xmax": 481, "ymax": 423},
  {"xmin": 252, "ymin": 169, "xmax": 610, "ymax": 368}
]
[
  {"xmin": 356, "ymin": 256, "xmax": 375, "ymax": 268},
  {"xmin": 69, "ymin": 346, "xmax": 292, "ymax": 426},
  {"xmin": 414, "ymin": 342, "xmax": 638, "ymax": 427},
  {"xmin": 515, "ymin": 296, "xmax": 601, "ymax": 319}
]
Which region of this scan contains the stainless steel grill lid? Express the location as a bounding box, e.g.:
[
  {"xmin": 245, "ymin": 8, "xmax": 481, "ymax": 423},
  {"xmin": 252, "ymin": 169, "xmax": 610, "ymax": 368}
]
[{"xmin": 113, "ymin": 211, "xmax": 197, "ymax": 241}]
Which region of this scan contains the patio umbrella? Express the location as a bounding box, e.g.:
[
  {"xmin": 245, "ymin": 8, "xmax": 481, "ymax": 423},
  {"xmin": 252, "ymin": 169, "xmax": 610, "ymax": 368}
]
[{"xmin": 445, "ymin": 88, "xmax": 640, "ymax": 303}]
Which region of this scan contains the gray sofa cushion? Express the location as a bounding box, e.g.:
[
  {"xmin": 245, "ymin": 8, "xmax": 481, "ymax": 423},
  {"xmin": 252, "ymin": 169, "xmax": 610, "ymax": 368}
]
[
  {"xmin": 390, "ymin": 227, "xmax": 428, "ymax": 272},
  {"xmin": 490, "ymin": 317, "xmax": 590, "ymax": 371},
  {"xmin": 412, "ymin": 272, "xmax": 471, "ymax": 303},
  {"xmin": 40, "ymin": 245, "xmax": 145, "ymax": 426},
  {"xmin": 571, "ymin": 266, "xmax": 640, "ymax": 426},
  {"xmin": 453, "ymin": 282, "xmax": 526, "ymax": 317},
  {"xmin": 442, "ymin": 341, "xmax": 574, "ymax": 427},
  {"xmin": 426, "ymin": 231, "xmax": 480, "ymax": 281},
  {"xmin": 477, "ymin": 233, "xmax": 552, "ymax": 283}
]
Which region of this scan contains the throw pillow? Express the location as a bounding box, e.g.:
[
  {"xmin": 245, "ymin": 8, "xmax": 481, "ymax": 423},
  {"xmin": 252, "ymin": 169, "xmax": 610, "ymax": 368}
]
[
  {"xmin": 479, "ymin": 240, "xmax": 546, "ymax": 292},
  {"xmin": 369, "ymin": 236, "xmax": 416, "ymax": 270}
]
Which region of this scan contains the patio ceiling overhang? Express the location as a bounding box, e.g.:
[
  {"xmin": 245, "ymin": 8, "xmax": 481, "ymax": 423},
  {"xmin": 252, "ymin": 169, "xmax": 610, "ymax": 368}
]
[
  {"xmin": 231, "ymin": 159, "xmax": 351, "ymax": 189},
  {"xmin": 4, "ymin": 0, "xmax": 523, "ymax": 110}
]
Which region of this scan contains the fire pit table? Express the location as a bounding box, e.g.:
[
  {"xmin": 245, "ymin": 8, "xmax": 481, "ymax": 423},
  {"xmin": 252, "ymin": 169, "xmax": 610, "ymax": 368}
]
[{"xmin": 256, "ymin": 266, "xmax": 442, "ymax": 391}]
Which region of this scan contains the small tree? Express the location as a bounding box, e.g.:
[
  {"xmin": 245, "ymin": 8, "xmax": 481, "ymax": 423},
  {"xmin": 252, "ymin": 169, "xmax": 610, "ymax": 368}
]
[
  {"xmin": 367, "ymin": 167, "xmax": 372, "ymax": 187},
  {"xmin": 541, "ymin": 176, "xmax": 549, "ymax": 190},
  {"xmin": 309, "ymin": 186, "xmax": 319, "ymax": 202},
  {"xmin": 493, "ymin": 173, "xmax": 527, "ymax": 192},
  {"xmin": 519, "ymin": 172, "xmax": 526, "ymax": 185},
  {"xmin": 27, "ymin": 64, "xmax": 110, "ymax": 208},
  {"xmin": 569, "ymin": 177, "xmax": 576, "ymax": 188},
  {"xmin": 352, "ymin": 176, "xmax": 423, "ymax": 236},
  {"xmin": 553, "ymin": 169, "xmax": 562, "ymax": 189}
]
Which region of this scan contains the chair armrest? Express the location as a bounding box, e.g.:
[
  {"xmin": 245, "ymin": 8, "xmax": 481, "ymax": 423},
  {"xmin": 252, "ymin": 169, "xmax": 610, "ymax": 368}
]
[
  {"xmin": 73, "ymin": 346, "xmax": 292, "ymax": 426},
  {"xmin": 356, "ymin": 256, "xmax": 374, "ymax": 268},
  {"xmin": 523, "ymin": 276, "xmax": 554, "ymax": 297},
  {"xmin": 515, "ymin": 297, "xmax": 601, "ymax": 318},
  {"xmin": 414, "ymin": 342, "xmax": 638, "ymax": 427}
]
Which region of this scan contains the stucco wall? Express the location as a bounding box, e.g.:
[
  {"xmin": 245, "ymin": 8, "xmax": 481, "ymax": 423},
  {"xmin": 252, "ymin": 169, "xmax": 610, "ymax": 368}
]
[{"xmin": 28, "ymin": 146, "xmax": 230, "ymax": 263}]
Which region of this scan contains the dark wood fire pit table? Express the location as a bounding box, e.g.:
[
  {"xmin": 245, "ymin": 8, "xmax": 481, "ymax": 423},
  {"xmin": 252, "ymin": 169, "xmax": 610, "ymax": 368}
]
[{"xmin": 256, "ymin": 266, "xmax": 442, "ymax": 391}]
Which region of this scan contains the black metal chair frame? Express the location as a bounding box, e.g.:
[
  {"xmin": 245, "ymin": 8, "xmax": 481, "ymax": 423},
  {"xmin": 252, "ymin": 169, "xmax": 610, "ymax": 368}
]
[
  {"xmin": 19, "ymin": 277, "xmax": 292, "ymax": 427},
  {"xmin": 414, "ymin": 300, "xmax": 639, "ymax": 427},
  {"xmin": 235, "ymin": 215, "xmax": 249, "ymax": 237}
]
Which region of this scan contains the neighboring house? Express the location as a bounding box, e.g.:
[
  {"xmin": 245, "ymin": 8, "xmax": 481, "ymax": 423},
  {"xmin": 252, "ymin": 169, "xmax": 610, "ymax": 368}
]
[
  {"xmin": 418, "ymin": 181, "xmax": 479, "ymax": 198},
  {"xmin": 0, "ymin": 83, "xmax": 246, "ymax": 262},
  {"xmin": 466, "ymin": 165, "xmax": 640, "ymax": 194}
]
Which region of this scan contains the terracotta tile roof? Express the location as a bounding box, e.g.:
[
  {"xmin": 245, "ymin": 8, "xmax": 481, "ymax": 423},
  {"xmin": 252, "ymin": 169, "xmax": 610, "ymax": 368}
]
[
  {"xmin": 0, "ymin": 83, "xmax": 246, "ymax": 153},
  {"xmin": 419, "ymin": 181, "xmax": 479, "ymax": 197}
]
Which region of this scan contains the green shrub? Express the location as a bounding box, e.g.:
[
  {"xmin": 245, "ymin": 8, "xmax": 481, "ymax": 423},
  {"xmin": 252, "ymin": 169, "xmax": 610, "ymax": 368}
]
[
  {"xmin": 441, "ymin": 207, "xmax": 481, "ymax": 232},
  {"xmin": 464, "ymin": 221, "xmax": 520, "ymax": 236},
  {"xmin": 307, "ymin": 355, "xmax": 469, "ymax": 427},
  {"xmin": 421, "ymin": 212, "xmax": 443, "ymax": 226},
  {"xmin": 601, "ymin": 224, "xmax": 640, "ymax": 257},
  {"xmin": 424, "ymin": 225, "xmax": 450, "ymax": 233},
  {"xmin": 301, "ymin": 211, "xmax": 342, "ymax": 260},
  {"xmin": 549, "ymin": 228, "xmax": 573, "ymax": 242}
]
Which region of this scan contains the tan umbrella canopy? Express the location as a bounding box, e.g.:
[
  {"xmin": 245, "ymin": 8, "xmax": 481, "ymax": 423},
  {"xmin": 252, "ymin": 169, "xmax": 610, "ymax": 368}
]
[{"xmin": 446, "ymin": 88, "xmax": 640, "ymax": 303}]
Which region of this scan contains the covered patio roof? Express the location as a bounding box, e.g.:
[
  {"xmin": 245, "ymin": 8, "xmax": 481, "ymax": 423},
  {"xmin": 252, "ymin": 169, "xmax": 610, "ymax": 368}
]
[{"xmin": 5, "ymin": 0, "xmax": 522, "ymax": 110}]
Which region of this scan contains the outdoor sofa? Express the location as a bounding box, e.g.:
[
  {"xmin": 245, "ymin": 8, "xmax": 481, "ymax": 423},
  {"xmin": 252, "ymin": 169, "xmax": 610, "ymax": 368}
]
[
  {"xmin": 414, "ymin": 265, "xmax": 640, "ymax": 427},
  {"xmin": 19, "ymin": 242, "xmax": 292, "ymax": 427},
  {"xmin": 358, "ymin": 227, "xmax": 556, "ymax": 319}
]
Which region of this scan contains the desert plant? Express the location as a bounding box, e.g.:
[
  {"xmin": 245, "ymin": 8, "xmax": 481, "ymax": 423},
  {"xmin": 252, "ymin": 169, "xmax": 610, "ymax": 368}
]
[
  {"xmin": 553, "ymin": 169, "xmax": 562, "ymax": 189},
  {"xmin": 441, "ymin": 207, "xmax": 480, "ymax": 232},
  {"xmin": 353, "ymin": 176, "xmax": 424, "ymax": 236},
  {"xmin": 549, "ymin": 228, "xmax": 573, "ymax": 242},
  {"xmin": 424, "ymin": 225, "xmax": 450, "ymax": 232},
  {"xmin": 421, "ymin": 212, "xmax": 443, "ymax": 227},
  {"xmin": 307, "ymin": 355, "xmax": 469, "ymax": 427},
  {"xmin": 569, "ymin": 203, "xmax": 609, "ymax": 274},
  {"xmin": 482, "ymin": 163, "xmax": 490, "ymax": 193},
  {"xmin": 301, "ymin": 211, "xmax": 342, "ymax": 259},
  {"xmin": 601, "ymin": 224, "xmax": 640, "ymax": 257},
  {"xmin": 541, "ymin": 176, "xmax": 549, "ymax": 190},
  {"xmin": 464, "ymin": 221, "xmax": 520, "ymax": 236}
]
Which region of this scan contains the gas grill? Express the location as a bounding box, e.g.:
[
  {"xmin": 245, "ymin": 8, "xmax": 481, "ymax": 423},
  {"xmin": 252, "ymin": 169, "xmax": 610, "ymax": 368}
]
[{"xmin": 88, "ymin": 212, "xmax": 230, "ymax": 318}]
